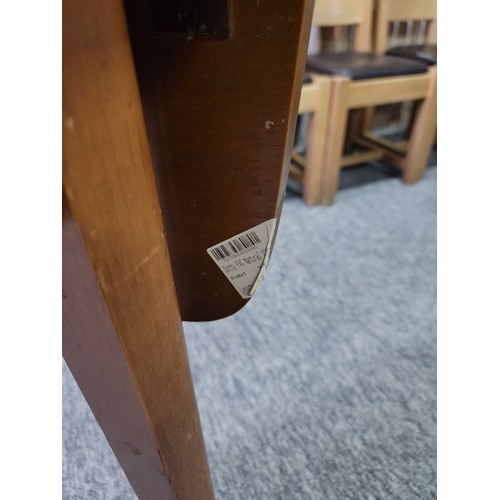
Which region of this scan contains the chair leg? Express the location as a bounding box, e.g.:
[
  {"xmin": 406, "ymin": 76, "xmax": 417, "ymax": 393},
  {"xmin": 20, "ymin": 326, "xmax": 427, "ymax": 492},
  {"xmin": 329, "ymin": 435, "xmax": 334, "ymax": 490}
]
[
  {"xmin": 362, "ymin": 106, "xmax": 375, "ymax": 133},
  {"xmin": 303, "ymin": 76, "xmax": 331, "ymax": 205},
  {"xmin": 322, "ymin": 76, "xmax": 350, "ymax": 205},
  {"xmin": 345, "ymin": 108, "xmax": 366, "ymax": 153},
  {"xmin": 401, "ymin": 66, "xmax": 437, "ymax": 184}
]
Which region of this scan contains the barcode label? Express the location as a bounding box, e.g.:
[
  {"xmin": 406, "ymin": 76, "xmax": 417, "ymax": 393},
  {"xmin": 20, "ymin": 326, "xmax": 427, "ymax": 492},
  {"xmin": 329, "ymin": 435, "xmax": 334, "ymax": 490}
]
[
  {"xmin": 209, "ymin": 231, "xmax": 262, "ymax": 262},
  {"xmin": 207, "ymin": 219, "xmax": 277, "ymax": 299}
]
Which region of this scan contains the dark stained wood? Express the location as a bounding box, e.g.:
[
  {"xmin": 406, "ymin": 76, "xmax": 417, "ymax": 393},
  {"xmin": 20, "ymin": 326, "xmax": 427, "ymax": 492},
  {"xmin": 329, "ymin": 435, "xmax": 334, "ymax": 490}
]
[
  {"xmin": 124, "ymin": 0, "xmax": 315, "ymax": 320},
  {"xmin": 63, "ymin": 0, "xmax": 314, "ymax": 496},
  {"xmin": 62, "ymin": 0, "xmax": 214, "ymax": 498}
]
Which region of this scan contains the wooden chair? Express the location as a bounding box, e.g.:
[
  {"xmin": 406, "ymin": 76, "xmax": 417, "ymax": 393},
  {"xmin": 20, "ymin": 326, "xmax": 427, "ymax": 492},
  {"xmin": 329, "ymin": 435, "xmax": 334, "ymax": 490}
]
[
  {"xmin": 374, "ymin": 0, "xmax": 437, "ymax": 64},
  {"xmin": 372, "ymin": 0, "xmax": 437, "ymax": 144},
  {"xmin": 290, "ymin": 74, "xmax": 332, "ymax": 205},
  {"xmin": 63, "ymin": 0, "xmax": 314, "ymax": 498},
  {"xmin": 306, "ymin": 0, "xmax": 437, "ymax": 205}
]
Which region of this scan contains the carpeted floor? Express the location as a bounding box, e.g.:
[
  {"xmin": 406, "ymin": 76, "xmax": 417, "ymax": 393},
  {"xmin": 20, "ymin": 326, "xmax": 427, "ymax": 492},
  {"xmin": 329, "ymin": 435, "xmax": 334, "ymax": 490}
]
[{"xmin": 63, "ymin": 168, "xmax": 437, "ymax": 499}]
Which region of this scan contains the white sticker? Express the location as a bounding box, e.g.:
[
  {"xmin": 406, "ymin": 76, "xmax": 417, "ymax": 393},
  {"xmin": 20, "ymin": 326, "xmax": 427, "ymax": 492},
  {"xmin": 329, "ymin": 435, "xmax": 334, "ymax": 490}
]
[{"xmin": 207, "ymin": 219, "xmax": 277, "ymax": 299}]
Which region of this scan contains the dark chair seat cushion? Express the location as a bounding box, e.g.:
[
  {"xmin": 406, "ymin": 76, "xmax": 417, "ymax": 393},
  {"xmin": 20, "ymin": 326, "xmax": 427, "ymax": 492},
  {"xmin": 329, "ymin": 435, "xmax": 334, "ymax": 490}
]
[
  {"xmin": 386, "ymin": 44, "xmax": 437, "ymax": 65},
  {"xmin": 306, "ymin": 52, "xmax": 428, "ymax": 80},
  {"xmin": 303, "ymin": 73, "xmax": 313, "ymax": 85}
]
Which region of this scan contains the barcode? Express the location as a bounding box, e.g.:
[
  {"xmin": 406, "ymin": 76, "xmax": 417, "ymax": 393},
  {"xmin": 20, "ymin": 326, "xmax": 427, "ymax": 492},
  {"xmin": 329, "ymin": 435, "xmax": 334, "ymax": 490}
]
[{"xmin": 209, "ymin": 231, "xmax": 261, "ymax": 261}]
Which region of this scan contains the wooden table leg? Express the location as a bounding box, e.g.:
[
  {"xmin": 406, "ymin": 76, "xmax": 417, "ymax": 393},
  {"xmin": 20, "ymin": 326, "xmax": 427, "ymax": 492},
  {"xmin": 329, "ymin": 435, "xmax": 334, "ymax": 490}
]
[
  {"xmin": 63, "ymin": 0, "xmax": 214, "ymax": 498},
  {"xmin": 63, "ymin": 200, "xmax": 213, "ymax": 500}
]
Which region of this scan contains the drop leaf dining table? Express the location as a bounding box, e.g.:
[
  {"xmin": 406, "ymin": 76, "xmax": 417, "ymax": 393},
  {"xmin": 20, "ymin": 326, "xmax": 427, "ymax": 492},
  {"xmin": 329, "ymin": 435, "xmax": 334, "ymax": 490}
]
[{"xmin": 62, "ymin": 0, "xmax": 314, "ymax": 498}]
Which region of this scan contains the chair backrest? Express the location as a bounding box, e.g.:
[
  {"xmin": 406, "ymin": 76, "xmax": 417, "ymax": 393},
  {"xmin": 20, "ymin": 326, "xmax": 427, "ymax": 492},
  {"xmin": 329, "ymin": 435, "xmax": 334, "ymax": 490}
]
[
  {"xmin": 312, "ymin": 0, "xmax": 373, "ymax": 52},
  {"xmin": 374, "ymin": 0, "xmax": 437, "ymax": 53}
]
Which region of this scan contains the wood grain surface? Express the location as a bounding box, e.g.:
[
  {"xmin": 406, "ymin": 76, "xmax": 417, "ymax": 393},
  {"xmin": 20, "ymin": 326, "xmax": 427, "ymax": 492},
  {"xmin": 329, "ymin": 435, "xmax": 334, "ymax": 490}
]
[
  {"xmin": 63, "ymin": 0, "xmax": 214, "ymax": 497},
  {"xmin": 63, "ymin": 0, "xmax": 313, "ymax": 497},
  {"xmin": 125, "ymin": 0, "xmax": 314, "ymax": 320}
]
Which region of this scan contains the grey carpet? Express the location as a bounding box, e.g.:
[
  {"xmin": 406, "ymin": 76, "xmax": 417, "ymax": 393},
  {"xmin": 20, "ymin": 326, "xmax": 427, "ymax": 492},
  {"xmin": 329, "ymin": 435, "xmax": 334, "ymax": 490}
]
[{"xmin": 63, "ymin": 169, "xmax": 437, "ymax": 499}]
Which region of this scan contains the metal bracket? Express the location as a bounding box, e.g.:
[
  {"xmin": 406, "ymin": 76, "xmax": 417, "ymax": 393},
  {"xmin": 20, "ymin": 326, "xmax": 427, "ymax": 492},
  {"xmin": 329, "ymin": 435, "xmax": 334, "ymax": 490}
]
[{"xmin": 149, "ymin": 0, "xmax": 229, "ymax": 37}]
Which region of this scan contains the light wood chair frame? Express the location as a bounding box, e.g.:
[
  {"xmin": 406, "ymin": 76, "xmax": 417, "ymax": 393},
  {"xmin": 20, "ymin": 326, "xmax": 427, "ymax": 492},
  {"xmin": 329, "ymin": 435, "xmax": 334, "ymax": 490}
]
[
  {"xmin": 291, "ymin": 75, "xmax": 332, "ymax": 205},
  {"xmin": 373, "ymin": 0, "xmax": 437, "ymax": 55},
  {"xmin": 309, "ymin": 0, "xmax": 437, "ymax": 205},
  {"xmin": 370, "ymin": 0, "xmax": 437, "ymax": 151}
]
